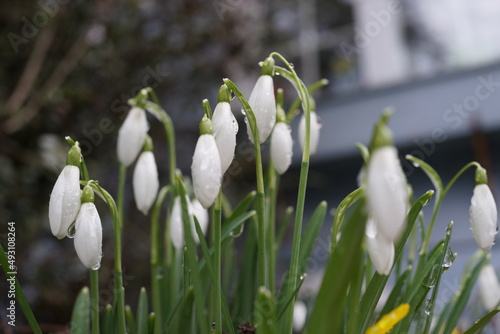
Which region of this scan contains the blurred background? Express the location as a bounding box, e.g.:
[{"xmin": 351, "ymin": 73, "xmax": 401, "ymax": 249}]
[{"xmin": 2, "ymin": 0, "xmax": 500, "ymax": 332}]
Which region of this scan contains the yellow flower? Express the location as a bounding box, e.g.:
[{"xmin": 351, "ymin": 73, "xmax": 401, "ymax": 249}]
[{"xmin": 366, "ymin": 304, "xmax": 410, "ymax": 334}]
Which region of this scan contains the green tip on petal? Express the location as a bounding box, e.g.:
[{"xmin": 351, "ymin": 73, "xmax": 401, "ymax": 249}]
[
  {"xmin": 262, "ymin": 57, "xmax": 275, "ymax": 76},
  {"xmin": 199, "ymin": 116, "xmax": 213, "ymax": 135},
  {"xmin": 142, "ymin": 135, "xmax": 154, "ymax": 152},
  {"xmin": 370, "ymin": 108, "xmax": 394, "ymax": 151},
  {"xmin": 475, "ymin": 166, "xmax": 488, "ymax": 185},
  {"xmin": 81, "ymin": 184, "xmax": 95, "ymax": 204},
  {"xmin": 66, "ymin": 142, "xmax": 82, "ymax": 167},
  {"xmin": 218, "ymin": 84, "xmax": 232, "ymax": 103}
]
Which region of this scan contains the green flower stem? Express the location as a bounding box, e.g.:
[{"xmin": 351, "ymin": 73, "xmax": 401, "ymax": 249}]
[
  {"xmin": 270, "ymin": 52, "xmax": 311, "ymax": 334},
  {"xmin": 0, "ymin": 244, "xmax": 42, "ymax": 334},
  {"xmin": 141, "ymin": 88, "xmax": 177, "ymax": 187},
  {"xmin": 420, "ymin": 162, "xmax": 481, "ymax": 255},
  {"xmin": 267, "ymin": 158, "xmax": 279, "ymax": 294},
  {"xmin": 214, "ymin": 191, "xmax": 223, "ymax": 334},
  {"xmin": 117, "ymin": 164, "xmax": 126, "ymax": 229},
  {"xmin": 90, "ymin": 269, "xmax": 99, "ymax": 334},
  {"xmin": 86, "ymin": 181, "xmax": 126, "ymax": 333},
  {"xmin": 222, "ymin": 78, "xmax": 267, "ymax": 289},
  {"xmin": 151, "ymin": 185, "xmax": 169, "ymax": 334}
]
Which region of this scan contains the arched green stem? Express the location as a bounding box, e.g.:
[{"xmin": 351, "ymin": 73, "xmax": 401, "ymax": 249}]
[
  {"xmin": 223, "ymin": 78, "xmax": 267, "ymax": 290},
  {"xmin": 269, "ymin": 52, "xmax": 312, "ymax": 334},
  {"xmin": 84, "ymin": 180, "xmax": 126, "ymax": 333},
  {"xmin": 420, "ymin": 161, "xmax": 481, "ymax": 255}
]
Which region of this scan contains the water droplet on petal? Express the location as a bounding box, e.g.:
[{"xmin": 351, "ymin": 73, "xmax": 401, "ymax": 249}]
[
  {"xmin": 412, "ymin": 161, "xmax": 420, "ymax": 168},
  {"xmin": 67, "ymin": 224, "xmax": 76, "ymax": 238},
  {"xmin": 92, "ymin": 263, "xmax": 101, "ymax": 270}
]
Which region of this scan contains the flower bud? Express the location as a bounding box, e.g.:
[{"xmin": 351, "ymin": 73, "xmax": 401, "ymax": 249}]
[
  {"xmin": 192, "ymin": 121, "xmax": 222, "ymax": 208},
  {"xmin": 298, "ymin": 110, "xmax": 321, "ymax": 155},
  {"xmin": 74, "ymin": 186, "xmax": 102, "ymax": 270},
  {"xmin": 270, "ymin": 122, "xmax": 293, "ymax": 174},
  {"xmin": 365, "ymin": 219, "xmax": 394, "ymax": 276},
  {"xmin": 479, "ymin": 264, "xmax": 500, "ymax": 310},
  {"xmin": 470, "ymin": 182, "xmax": 497, "ymax": 252},
  {"xmin": 246, "ymin": 75, "xmax": 276, "ymax": 144},
  {"xmin": 212, "ymin": 101, "xmax": 238, "ymax": 174},
  {"xmin": 191, "ymin": 198, "xmax": 209, "ymax": 243},
  {"xmin": 49, "ymin": 164, "xmax": 82, "ymax": 239},
  {"xmin": 365, "ymin": 146, "xmax": 408, "ymax": 242},
  {"xmin": 117, "ymin": 107, "xmax": 149, "ymax": 166},
  {"xmin": 133, "ymin": 138, "xmax": 159, "ymax": 215}
]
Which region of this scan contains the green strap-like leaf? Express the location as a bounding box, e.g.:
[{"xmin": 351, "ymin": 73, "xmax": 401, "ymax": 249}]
[
  {"xmin": 463, "ymin": 307, "xmax": 500, "ymax": 334},
  {"xmin": 136, "ymin": 287, "xmax": 148, "ymax": 334},
  {"xmin": 255, "ymin": 287, "xmax": 279, "ymax": 334},
  {"xmin": 71, "ymin": 287, "xmax": 90, "ymax": 334}
]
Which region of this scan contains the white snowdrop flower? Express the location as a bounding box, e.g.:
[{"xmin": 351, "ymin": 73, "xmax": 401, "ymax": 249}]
[
  {"xmin": 298, "ymin": 110, "xmax": 321, "ymax": 155},
  {"xmin": 192, "ymin": 117, "xmax": 222, "ymax": 208},
  {"xmin": 170, "ymin": 197, "xmax": 209, "ymax": 250},
  {"xmin": 365, "ymin": 218, "xmax": 394, "ymax": 276},
  {"xmin": 293, "ymin": 300, "xmax": 307, "ymax": 332},
  {"xmin": 170, "ymin": 196, "xmax": 185, "ymax": 251},
  {"xmin": 270, "ymin": 122, "xmax": 293, "ymax": 175},
  {"xmin": 470, "ymin": 167, "xmax": 497, "ymax": 252},
  {"xmin": 133, "ymin": 141, "xmax": 159, "ymax": 215},
  {"xmin": 212, "ymin": 100, "xmax": 238, "ymax": 174},
  {"xmin": 246, "ymin": 59, "xmax": 276, "ymax": 144},
  {"xmin": 479, "ymin": 264, "xmax": 500, "ymax": 310},
  {"xmin": 49, "ymin": 144, "xmax": 82, "ymax": 239},
  {"xmin": 366, "ymin": 146, "xmax": 408, "ymax": 242},
  {"xmin": 117, "ymin": 107, "xmax": 149, "ymax": 167},
  {"xmin": 74, "ymin": 186, "xmax": 102, "ymax": 270},
  {"xmin": 191, "ymin": 198, "xmax": 209, "ymax": 244}
]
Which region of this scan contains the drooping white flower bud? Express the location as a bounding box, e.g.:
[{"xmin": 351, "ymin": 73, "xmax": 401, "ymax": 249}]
[
  {"xmin": 365, "ymin": 218, "xmax": 394, "ymax": 276},
  {"xmin": 74, "ymin": 186, "xmax": 102, "ymax": 270},
  {"xmin": 192, "ymin": 117, "xmax": 222, "ymax": 208},
  {"xmin": 212, "ymin": 88, "xmax": 238, "ymax": 174},
  {"xmin": 470, "ymin": 167, "xmax": 497, "ymax": 251},
  {"xmin": 293, "ymin": 300, "xmax": 307, "ymax": 332},
  {"xmin": 270, "ymin": 122, "xmax": 293, "ymax": 175},
  {"xmin": 133, "ymin": 137, "xmax": 159, "ymax": 215},
  {"xmin": 246, "ymin": 74, "xmax": 276, "ymax": 144},
  {"xmin": 298, "ymin": 110, "xmax": 321, "ymax": 155},
  {"xmin": 49, "ymin": 144, "xmax": 82, "ymax": 239},
  {"xmin": 170, "ymin": 196, "xmax": 209, "ymax": 250},
  {"xmin": 117, "ymin": 107, "xmax": 149, "ymax": 167},
  {"xmin": 366, "ymin": 146, "xmax": 408, "ymax": 242},
  {"xmin": 191, "ymin": 198, "xmax": 209, "ymax": 244},
  {"xmin": 479, "ymin": 264, "xmax": 500, "ymax": 310}
]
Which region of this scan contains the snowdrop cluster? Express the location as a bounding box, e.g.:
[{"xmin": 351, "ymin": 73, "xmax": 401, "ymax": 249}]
[
  {"xmin": 117, "ymin": 107, "xmax": 159, "ymax": 215},
  {"xmin": 48, "ymin": 143, "xmax": 102, "ymax": 270}
]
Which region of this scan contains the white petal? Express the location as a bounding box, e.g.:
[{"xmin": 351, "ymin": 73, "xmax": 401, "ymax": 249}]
[
  {"xmin": 74, "ymin": 203, "xmax": 102, "ymax": 269},
  {"xmin": 470, "ymin": 184, "xmax": 498, "ymax": 251},
  {"xmin": 133, "ymin": 152, "xmax": 159, "ymax": 215},
  {"xmin": 170, "ymin": 197, "xmax": 185, "ymax": 251},
  {"xmin": 366, "ymin": 219, "xmax": 394, "ymax": 275},
  {"xmin": 212, "ymin": 102, "xmax": 238, "ymax": 174},
  {"xmin": 191, "ymin": 135, "xmax": 222, "ymax": 208},
  {"xmin": 479, "ymin": 264, "xmax": 500, "ymax": 309},
  {"xmin": 270, "ymin": 122, "xmax": 293, "ymax": 174},
  {"xmin": 247, "ymin": 75, "xmax": 276, "ymax": 144},
  {"xmin": 298, "ymin": 111, "xmax": 321, "ymax": 155},
  {"xmin": 366, "ymin": 146, "xmax": 408, "ymax": 241},
  {"xmin": 49, "ymin": 165, "xmax": 82, "ymax": 239},
  {"xmin": 117, "ymin": 107, "xmax": 149, "ymax": 166},
  {"xmin": 293, "ymin": 301, "xmax": 307, "ymax": 332},
  {"xmin": 191, "ymin": 198, "xmax": 209, "ymax": 244}
]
